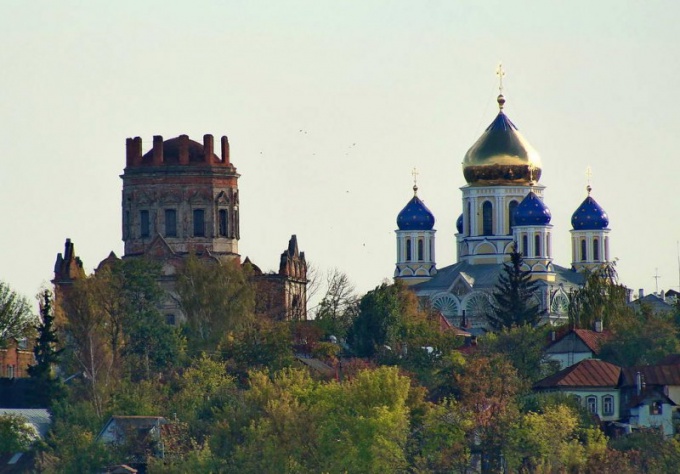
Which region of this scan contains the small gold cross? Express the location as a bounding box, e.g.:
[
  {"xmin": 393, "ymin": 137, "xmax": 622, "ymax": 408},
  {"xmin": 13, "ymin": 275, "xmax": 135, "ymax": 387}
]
[{"xmin": 496, "ymin": 63, "xmax": 505, "ymax": 95}]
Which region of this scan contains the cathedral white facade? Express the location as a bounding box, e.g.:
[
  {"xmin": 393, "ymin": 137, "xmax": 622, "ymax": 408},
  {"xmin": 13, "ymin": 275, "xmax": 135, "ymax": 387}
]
[{"xmin": 395, "ymin": 92, "xmax": 611, "ymax": 332}]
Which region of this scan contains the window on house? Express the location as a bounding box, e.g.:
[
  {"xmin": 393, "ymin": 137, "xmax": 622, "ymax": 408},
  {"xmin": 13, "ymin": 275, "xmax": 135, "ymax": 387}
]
[
  {"xmin": 417, "ymin": 239, "xmax": 424, "ymax": 261},
  {"xmin": 165, "ymin": 314, "xmax": 176, "ymax": 326},
  {"xmin": 522, "ymin": 235, "xmax": 528, "ymax": 257},
  {"xmin": 593, "ymin": 238, "xmax": 599, "ymax": 261},
  {"xmin": 165, "ymin": 209, "xmax": 177, "ymax": 237},
  {"xmin": 573, "ymin": 395, "xmax": 582, "ymax": 405},
  {"xmin": 406, "ymin": 239, "xmax": 412, "ymax": 261},
  {"xmin": 219, "ymin": 209, "xmax": 228, "ymax": 237},
  {"xmin": 603, "ymin": 395, "xmax": 614, "ymax": 416},
  {"xmin": 140, "ymin": 210, "xmax": 150, "ymax": 238},
  {"xmin": 466, "ymin": 202, "xmax": 471, "ymax": 235},
  {"xmin": 482, "ymin": 201, "xmax": 493, "ymax": 236},
  {"xmin": 193, "ymin": 209, "xmax": 205, "ymax": 237},
  {"xmin": 581, "ymin": 239, "xmax": 587, "ymax": 262},
  {"xmin": 534, "ymin": 234, "xmax": 541, "ymax": 257},
  {"xmin": 508, "ymin": 200, "xmax": 518, "ymax": 234},
  {"xmin": 586, "ymin": 396, "xmax": 597, "ymax": 414},
  {"xmin": 650, "ymin": 401, "xmax": 663, "ymax": 415},
  {"xmin": 7, "ymin": 365, "xmax": 14, "ymax": 379}
]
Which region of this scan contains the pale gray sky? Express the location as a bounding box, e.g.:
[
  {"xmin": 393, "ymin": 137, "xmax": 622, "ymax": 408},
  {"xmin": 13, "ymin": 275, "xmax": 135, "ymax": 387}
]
[{"xmin": 2, "ymin": 1, "xmax": 679, "ymax": 306}]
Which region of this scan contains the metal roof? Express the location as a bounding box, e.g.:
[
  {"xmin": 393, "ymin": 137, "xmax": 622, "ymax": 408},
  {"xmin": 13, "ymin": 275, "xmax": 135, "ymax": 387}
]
[{"xmin": 534, "ymin": 359, "xmax": 621, "ymax": 389}]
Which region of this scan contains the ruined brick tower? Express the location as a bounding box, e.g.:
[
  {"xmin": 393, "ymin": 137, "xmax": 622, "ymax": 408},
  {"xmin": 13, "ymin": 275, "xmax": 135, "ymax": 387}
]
[
  {"xmin": 122, "ymin": 134, "xmax": 240, "ymax": 262},
  {"xmin": 54, "ymin": 133, "xmax": 309, "ymax": 325}
]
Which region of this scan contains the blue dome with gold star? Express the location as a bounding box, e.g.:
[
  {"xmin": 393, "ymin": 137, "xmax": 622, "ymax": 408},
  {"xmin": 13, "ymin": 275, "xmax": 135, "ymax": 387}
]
[
  {"xmin": 397, "ymin": 187, "xmax": 435, "ymax": 231},
  {"xmin": 456, "ymin": 213, "xmax": 463, "ymax": 233},
  {"xmin": 513, "ymin": 191, "xmax": 551, "ymax": 226},
  {"xmin": 572, "ymin": 190, "xmax": 609, "ymax": 230}
]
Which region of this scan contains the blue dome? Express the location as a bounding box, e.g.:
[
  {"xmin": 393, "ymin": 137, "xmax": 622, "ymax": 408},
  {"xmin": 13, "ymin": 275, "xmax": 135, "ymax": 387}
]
[
  {"xmin": 572, "ymin": 195, "xmax": 609, "ymax": 230},
  {"xmin": 397, "ymin": 193, "xmax": 435, "ymax": 231},
  {"xmin": 456, "ymin": 213, "xmax": 463, "ymax": 233},
  {"xmin": 513, "ymin": 191, "xmax": 551, "ymax": 226}
]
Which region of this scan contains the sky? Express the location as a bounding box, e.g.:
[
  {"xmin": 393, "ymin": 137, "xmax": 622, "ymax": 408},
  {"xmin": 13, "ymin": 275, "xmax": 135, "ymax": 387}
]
[{"xmin": 2, "ymin": 1, "xmax": 680, "ymax": 309}]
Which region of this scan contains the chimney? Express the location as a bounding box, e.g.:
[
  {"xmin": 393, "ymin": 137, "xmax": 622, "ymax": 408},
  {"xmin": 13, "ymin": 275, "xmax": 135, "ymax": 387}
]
[
  {"xmin": 179, "ymin": 135, "xmax": 189, "ymax": 164},
  {"xmin": 660, "ymin": 290, "xmax": 666, "ymax": 301},
  {"xmin": 132, "ymin": 137, "xmax": 142, "ymax": 165},
  {"xmin": 639, "ymin": 288, "xmax": 644, "ymax": 300},
  {"xmin": 126, "ymin": 138, "xmax": 133, "ymax": 167},
  {"xmin": 153, "ymin": 135, "xmax": 164, "ymax": 165},
  {"xmin": 203, "ymin": 134, "xmax": 214, "ymax": 164},
  {"xmin": 221, "ymin": 135, "xmax": 230, "ymax": 165},
  {"xmin": 594, "ymin": 319, "xmax": 603, "ymax": 333},
  {"xmin": 128, "ymin": 137, "xmax": 142, "ymax": 166}
]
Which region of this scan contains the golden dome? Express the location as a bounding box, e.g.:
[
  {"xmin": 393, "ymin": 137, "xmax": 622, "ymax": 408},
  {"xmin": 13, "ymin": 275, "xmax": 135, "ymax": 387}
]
[{"xmin": 462, "ymin": 95, "xmax": 542, "ymax": 186}]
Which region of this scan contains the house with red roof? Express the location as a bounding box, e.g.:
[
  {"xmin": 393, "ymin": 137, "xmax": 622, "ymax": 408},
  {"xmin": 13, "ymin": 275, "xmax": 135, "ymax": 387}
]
[
  {"xmin": 544, "ymin": 327, "xmax": 611, "ymax": 369},
  {"xmin": 535, "ymin": 358, "xmax": 680, "ymax": 436},
  {"xmin": 534, "ymin": 359, "xmax": 622, "ymax": 422}
]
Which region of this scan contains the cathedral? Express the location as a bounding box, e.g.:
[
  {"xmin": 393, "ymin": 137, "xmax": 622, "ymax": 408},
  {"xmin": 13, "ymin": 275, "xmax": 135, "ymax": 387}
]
[
  {"xmin": 54, "ymin": 134, "xmax": 308, "ymax": 323},
  {"xmin": 395, "ymin": 91, "xmax": 611, "ymax": 331}
]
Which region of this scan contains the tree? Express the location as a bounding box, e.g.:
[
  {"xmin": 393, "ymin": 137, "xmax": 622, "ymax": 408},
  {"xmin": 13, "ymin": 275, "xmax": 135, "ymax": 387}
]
[
  {"xmin": 479, "ymin": 325, "xmax": 559, "ymax": 385},
  {"xmin": 58, "ymin": 276, "xmax": 114, "ymax": 418},
  {"xmin": 608, "ymin": 429, "xmax": 680, "ymax": 473},
  {"xmin": 489, "ymin": 248, "xmax": 542, "ymax": 329},
  {"xmin": 314, "ymin": 268, "xmax": 358, "ymax": 338},
  {"xmin": 176, "ymin": 256, "xmax": 254, "ymax": 352},
  {"xmin": 408, "ymin": 398, "xmax": 472, "ymax": 472},
  {"xmin": 347, "ymin": 280, "xmax": 433, "ymax": 358},
  {"xmin": 28, "ymin": 290, "xmax": 64, "ymax": 406},
  {"xmin": 221, "ymin": 319, "xmax": 294, "ymax": 380},
  {"xmin": 454, "ymin": 354, "xmax": 523, "ymax": 473},
  {"xmin": 568, "ymin": 262, "xmax": 631, "ymax": 329},
  {"xmin": 599, "ymin": 303, "xmax": 680, "ymax": 366},
  {"xmin": 515, "ymin": 404, "xmax": 606, "ymax": 472},
  {"xmin": 0, "ymin": 281, "xmax": 35, "ymax": 341},
  {"xmin": 0, "ymin": 414, "xmax": 37, "ymax": 453}
]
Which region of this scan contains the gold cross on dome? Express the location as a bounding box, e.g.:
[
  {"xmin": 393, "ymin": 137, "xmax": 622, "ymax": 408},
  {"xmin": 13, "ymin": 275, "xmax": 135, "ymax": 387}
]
[
  {"xmin": 585, "ymin": 166, "xmax": 593, "ymax": 194},
  {"xmin": 496, "ymin": 63, "xmax": 506, "ymax": 95}
]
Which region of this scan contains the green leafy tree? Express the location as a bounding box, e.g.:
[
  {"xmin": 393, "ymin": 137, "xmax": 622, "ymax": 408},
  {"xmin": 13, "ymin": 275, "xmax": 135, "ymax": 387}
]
[
  {"xmin": 38, "ymin": 423, "xmax": 112, "ymax": 473},
  {"xmin": 347, "ymin": 280, "xmax": 434, "ymax": 358},
  {"xmin": 599, "ymin": 303, "xmax": 680, "ymax": 366},
  {"xmin": 568, "ymin": 263, "xmax": 632, "ymax": 329},
  {"xmin": 0, "ymin": 414, "xmax": 37, "ymax": 453},
  {"xmin": 0, "ymin": 281, "xmax": 36, "ymax": 341},
  {"xmin": 170, "ymin": 355, "xmax": 238, "ymax": 439},
  {"xmin": 514, "ymin": 404, "xmax": 606, "ymax": 472},
  {"xmin": 28, "ymin": 290, "xmax": 64, "ymax": 406},
  {"xmin": 489, "ymin": 248, "xmax": 542, "ymax": 329},
  {"xmin": 177, "ymin": 256, "xmax": 255, "ymax": 352},
  {"xmin": 408, "ymin": 398, "xmax": 472, "ymax": 472},
  {"xmin": 479, "ymin": 325, "xmax": 559, "ymax": 385},
  {"xmin": 225, "ymin": 366, "xmax": 412, "ymax": 473},
  {"xmin": 221, "ymin": 319, "xmax": 294, "ymax": 379},
  {"xmin": 58, "ymin": 276, "xmax": 114, "ymax": 418}
]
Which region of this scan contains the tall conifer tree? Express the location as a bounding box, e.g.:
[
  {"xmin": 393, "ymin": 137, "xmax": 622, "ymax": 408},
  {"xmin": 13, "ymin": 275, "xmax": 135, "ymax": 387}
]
[
  {"xmin": 489, "ymin": 248, "xmax": 542, "ymax": 329},
  {"xmin": 28, "ymin": 290, "xmax": 63, "ymax": 405}
]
